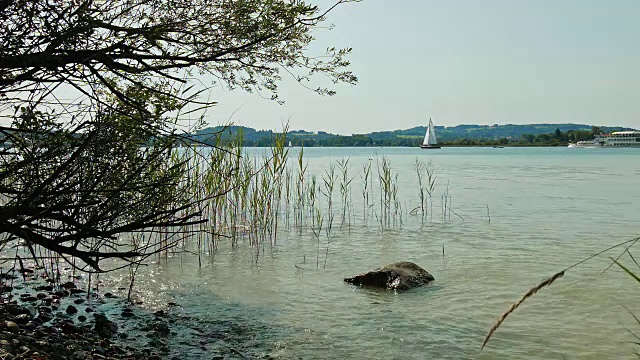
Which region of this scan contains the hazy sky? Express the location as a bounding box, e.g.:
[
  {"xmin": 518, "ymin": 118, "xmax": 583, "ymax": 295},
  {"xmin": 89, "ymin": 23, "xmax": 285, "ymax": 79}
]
[{"xmin": 207, "ymin": 0, "xmax": 639, "ymax": 135}]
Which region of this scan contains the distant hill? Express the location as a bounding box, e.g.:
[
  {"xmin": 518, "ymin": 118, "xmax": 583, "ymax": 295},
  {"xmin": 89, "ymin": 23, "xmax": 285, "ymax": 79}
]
[
  {"xmin": 188, "ymin": 123, "xmax": 636, "ymax": 147},
  {"xmin": 373, "ymin": 123, "xmax": 633, "ymax": 141}
]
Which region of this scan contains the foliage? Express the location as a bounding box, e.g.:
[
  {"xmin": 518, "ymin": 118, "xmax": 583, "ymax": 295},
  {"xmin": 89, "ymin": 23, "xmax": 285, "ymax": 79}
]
[{"xmin": 0, "ymin": 0, "xmax": 357, "ymax": 272}]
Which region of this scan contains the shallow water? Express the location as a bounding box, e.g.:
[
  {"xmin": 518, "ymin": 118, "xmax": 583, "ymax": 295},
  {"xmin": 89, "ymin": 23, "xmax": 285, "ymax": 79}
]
[{"xmin": 103, "ymin": 147, "xmax": 640, "ymax": 359}]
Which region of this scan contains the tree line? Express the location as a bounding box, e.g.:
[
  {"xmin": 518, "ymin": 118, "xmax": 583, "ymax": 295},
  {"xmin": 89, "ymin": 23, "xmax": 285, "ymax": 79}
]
[{"xmin": 189, "ymin": 126, "xmax": 607, "ymax": 147}]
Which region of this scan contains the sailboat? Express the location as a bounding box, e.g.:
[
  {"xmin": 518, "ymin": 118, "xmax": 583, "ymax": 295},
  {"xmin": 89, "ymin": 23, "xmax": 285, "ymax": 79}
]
[{"xmin": 420, "ymin": 118, "xmax": 441, "ymax": 149}]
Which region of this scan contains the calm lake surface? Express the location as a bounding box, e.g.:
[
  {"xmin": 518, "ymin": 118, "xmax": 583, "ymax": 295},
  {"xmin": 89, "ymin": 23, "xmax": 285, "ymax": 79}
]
[{"xmin": 106, "ymin": 146, "xmax": 640, "ymax": 359}]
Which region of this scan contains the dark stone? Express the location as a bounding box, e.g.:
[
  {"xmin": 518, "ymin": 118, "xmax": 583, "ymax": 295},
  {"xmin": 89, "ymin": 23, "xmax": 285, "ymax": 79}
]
[
  {"xmin": 78, "ymin": 315, "xmax": 87, "ymax": 322},
  {"xmin": 61, "ymin": 282, "xmax": 76, "ymax": 290},
  {"xmin": 73, "ymin": 299, "xmax": 85, "ymax": 305},
  {"xmin": 154, "ymin": 322, "xmax": 170, "ymax": 335},
  {"xmin": 4, "ymin": 320, "xmax": 19, "ymax": 332},
  {"xmin": 35, "ymin": 285, "xmax": 54, "ymax": 292},
  {"xmin": 38, "ymin": 314, "xmax": 52, "ymax": 323},
  {"xmin": 6, "ymin": 304, "xmax": 30, "ymax": 316},
  {"xmin": 66, "ymin": 305, "xmax": 78, "ymax": 315},
  {"xmin": 344, "ymin": 261, "xmax": 435, "ymax": 290},
  {"xmin": 103, "ymin": 292, "xmax": 116, "ymax": 298},
  {"xmin": 94, "ymin": 314, "xmax": 117, "ymax": 338},
  {"xmin": 61, "ymin": 321, "xmax": 79, "ymax": 334},
  {"xmin": 14, "ymin": 313, "xmax": 30, "ymax": 324},
  {"xmin": 121, "ymin": 311, "xmax": 135, "ymax": 318}
]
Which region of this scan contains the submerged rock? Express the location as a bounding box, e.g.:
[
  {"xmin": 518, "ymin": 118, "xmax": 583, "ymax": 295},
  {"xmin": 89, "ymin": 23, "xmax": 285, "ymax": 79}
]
[
  {"xmin": 344, "ymin": 261, "xmax": 434, "ymax": 290},
  {"xmin": 94, "ymin": 313, "xmax": 118, "ymax": 338}
]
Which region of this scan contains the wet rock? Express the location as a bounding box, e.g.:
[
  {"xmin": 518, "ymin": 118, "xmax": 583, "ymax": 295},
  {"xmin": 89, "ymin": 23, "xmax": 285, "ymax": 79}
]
[
  {"xmin": 93, "ymin": 345, "xmax": 105, "ymax": 355},
  {"xmin": 85, "ymin": 307, "xmax": 94, "ymax": 313},
  {"xmin": 41, "ymin": 297, "xmax": 53, "ymax": 304},
  {"xmin": 13, "ymin": 314, "xmax": 30, "ymax": 325},
  {"xmin": 103, "ymin": 292, "xmax": 116, "ymax": 298},
  {"xmin": 6, "ymin": 304, "xmax": 30, "ymax": 316},
  {"xmin": 3, "ymin": 321, "xmax": 19, "ymax": 333},
  {"xmin": 73, "ymin": 298, "xmax": 85, "ymax": 305},
  {"xmin": 38, "ymin": 314, "xmax": 52, "ymax": 324},
  {"xmin": 121, "ymin": 308, "xmax": 135, "ymax": 318},
  {"xmin": 71, "ymin": 350, "xmax": 87, "ymax": 360},
  {"xmin": 35, "ymin": 285, "xmax": 54, "ymax": 292},
  {"xmin": 61, "ymin": 321, "xmax": 79, "ymax": 334},
  {"xmin": 344, "ymin": 261, "xmax": 435, "ymax": 290},
  {"xmin": 94, "ymin": 314, "xmax": 117, "ymax": 338},
  {"xmin": 66, "ymin": 305, "xmax": 78, "ymax": 315},
  {"xmin": 154, "ymin": 321, "xmax": 170, "ymax": 336},
  {"xmin": 61, "ymin": 282, "xmax": 76, "ymax": 290},
  {"xmin": 77, "ymin": 316, "xmax": 87, "ymax": 322},
  {"xmin": 36, "ymin": 292, "xmax": 47, "ymax": 299},
  {"xmin": 167, "ymin": 302, "xmax": 178, "ymax": 307},
  {"xmin": 54, "ymin": 291, "xmax": 68, "ymax": 298}
]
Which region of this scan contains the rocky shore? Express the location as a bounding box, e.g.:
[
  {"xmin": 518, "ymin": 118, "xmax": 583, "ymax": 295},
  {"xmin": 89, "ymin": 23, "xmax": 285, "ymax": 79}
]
[
  {"xmin": 0, "ymin": 266, "xmax": 283, "ymax": 360},
  {"xmin": 0, "ymin": 276, "xmax": 175, "ymax": 360}
]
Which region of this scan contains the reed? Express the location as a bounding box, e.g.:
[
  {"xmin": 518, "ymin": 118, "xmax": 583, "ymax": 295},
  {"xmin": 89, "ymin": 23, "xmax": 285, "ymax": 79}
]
[
  {"xmin": 336, "ymin": 158, "xmax": 353, "ymax": 231},
  {"xmin": 321, "ymin": 163, "xmax": 336, "ymax": 239},
  {"xmin": 2, "ymin": 127, "xmax": 477, "ymax": 298},
  {"xmin": 481, "ymin": 270, "xmax": 565, "ymax": 349},
  {"xmin": 482, "ymin": 236, "xmax": 640, "ymax": 350},
  {"xmin": 413, "ymin": 158, "xmax": 427, "ymax": 223},
  {"xmin": 311, "ymin": 206, "xmax": 323, "ymax": 270},
  {"xmin": 360, "ymin": 161, "xmax": 372, "ymax": 224},
  {"xmin": 376, "ymin": 156, "xmax": 392, "ymax": 230},
  {"xmin": 295, "ymin": 147, "xmax": 307, "ymax": 229}
]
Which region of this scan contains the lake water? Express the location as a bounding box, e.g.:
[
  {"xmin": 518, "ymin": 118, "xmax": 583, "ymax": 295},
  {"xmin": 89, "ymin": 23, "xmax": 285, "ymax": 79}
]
[{"xmin": 102, "ymin": 146, "xmax": 640, "ymax": 359}]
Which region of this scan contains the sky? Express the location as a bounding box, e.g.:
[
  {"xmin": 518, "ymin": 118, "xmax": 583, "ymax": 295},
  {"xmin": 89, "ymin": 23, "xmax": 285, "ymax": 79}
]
[{"xmin": 206, "ymin": 0, "xmax": 640, "ymax": 135}]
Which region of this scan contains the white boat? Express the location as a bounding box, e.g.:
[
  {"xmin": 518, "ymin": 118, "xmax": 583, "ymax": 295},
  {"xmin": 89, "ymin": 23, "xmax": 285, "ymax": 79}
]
[
  {"xmin": 567, "ymin": 130, "xmax": 640, "ymax": 148},
  {"xmin": 420, "ymin": 118, "xmax": 441, "ymax": 149}
]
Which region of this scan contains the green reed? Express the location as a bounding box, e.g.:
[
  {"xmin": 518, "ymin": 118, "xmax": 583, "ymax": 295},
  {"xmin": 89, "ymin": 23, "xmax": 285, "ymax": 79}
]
[
  {"xmin": 413, "ymin": 158, "xmax": 437, "ymax": 223},
  {"xmin": 360, "ymin": 160, "xmax": 372, "ymax": 224},
  {"xmin": 376, "ymin": 156, "xmax": 398, "ymax": 231},
  {"xmin": 336, "ymin": 158, "xmax": 353, "ymax": 231}
]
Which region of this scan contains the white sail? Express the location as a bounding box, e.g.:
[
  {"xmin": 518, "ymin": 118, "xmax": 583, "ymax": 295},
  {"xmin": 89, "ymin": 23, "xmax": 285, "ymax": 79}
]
[{"xmin": 422, "ymin": 118, "xmax": 438, "ymax": 146}]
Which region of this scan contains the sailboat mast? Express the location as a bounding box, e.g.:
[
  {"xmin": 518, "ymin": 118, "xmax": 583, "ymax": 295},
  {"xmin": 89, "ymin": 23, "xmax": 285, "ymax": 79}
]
[{"xmin": 420, "ymin": 118, "xmax": 442, "ymax": 149}]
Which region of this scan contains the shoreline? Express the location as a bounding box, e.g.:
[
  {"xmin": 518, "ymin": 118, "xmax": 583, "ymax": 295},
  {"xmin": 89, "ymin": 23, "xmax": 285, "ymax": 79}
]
[{"xmin": 0, "ymin": 265, "xmax": 275, "ymax": 360}]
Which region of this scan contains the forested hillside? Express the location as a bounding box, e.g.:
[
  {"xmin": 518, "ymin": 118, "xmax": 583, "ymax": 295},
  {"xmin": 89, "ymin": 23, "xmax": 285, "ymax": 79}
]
[{"xmin": 188, "ymin": 124, "xmax": 635, "ymax": 147}]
